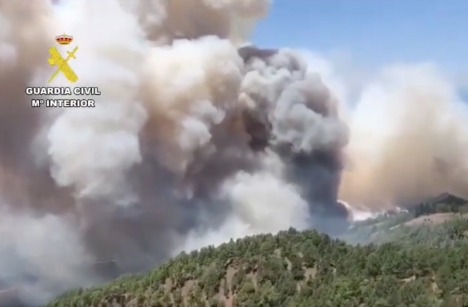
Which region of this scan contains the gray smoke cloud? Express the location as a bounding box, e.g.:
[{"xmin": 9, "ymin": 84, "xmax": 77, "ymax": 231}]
[
  {"xmin": 340, "ymin": 64, "xmax": 468, "ymax": 212},
  {"xmin": 0, "ymin": 0, "xmax": 351, "ymax": 305},
  {"xmin": 2, "ymin": 0, "xmax": 467, "ymax": 305}
]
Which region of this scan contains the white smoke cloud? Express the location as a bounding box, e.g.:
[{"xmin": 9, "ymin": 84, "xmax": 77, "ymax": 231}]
[
  {"xmin": 0, "ymin": 0, "xmax": 466, "ymax": 306},
  {"xmin": 141, "ymin": 36, "xmax": 243, "ymax": 173},
  {"xmin": 340, "ymin": 63, "xmax": 468, "ymax": 210},
  {"xmin": 180, "ymin": 163, "xmax": 310, "ymax": 252},
  {"xmin": 0, "ymin": 206, "xmax": 95, "ymax": 305},
  {"xmin": 45, "ymin": 0, "xmax": 149, "ymax": 204}
]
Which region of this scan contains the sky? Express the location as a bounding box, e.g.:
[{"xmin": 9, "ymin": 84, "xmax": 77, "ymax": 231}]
[{"xmin": 252, "ymin": 0, "xmax": 468, "ymax": 86}]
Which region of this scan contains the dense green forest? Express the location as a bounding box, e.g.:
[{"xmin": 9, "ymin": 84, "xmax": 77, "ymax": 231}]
[{"xmin": 47, "ymin": 201, "xmax": 468, "ymax": 307}]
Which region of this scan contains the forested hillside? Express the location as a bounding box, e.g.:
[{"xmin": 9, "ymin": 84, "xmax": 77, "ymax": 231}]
[{"xmin": 47, "ymin": 203, "xmax": 468, "ymax": 307}]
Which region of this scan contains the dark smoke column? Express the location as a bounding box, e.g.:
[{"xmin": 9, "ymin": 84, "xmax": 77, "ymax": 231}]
[{"xmin": 238, "ymin": 45, "xmax": 350, "ymax": 234}]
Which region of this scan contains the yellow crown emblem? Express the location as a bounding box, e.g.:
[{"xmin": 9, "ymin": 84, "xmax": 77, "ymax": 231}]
[{"xmin": 55, "ymin": 34, "xmax": 73, "ymax": 45}]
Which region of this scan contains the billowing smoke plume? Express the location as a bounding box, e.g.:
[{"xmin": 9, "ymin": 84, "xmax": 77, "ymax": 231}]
[
  {"xmin": 340, "ymin": 64, "xmax": 468, "ymax": 211},
  {"xmin": 0, "ymin": 0, "xmax": 351, "ymax": 305},
  {"xmin": 1, "ymin": 0, "xmax": 467, "ymax": 305}
]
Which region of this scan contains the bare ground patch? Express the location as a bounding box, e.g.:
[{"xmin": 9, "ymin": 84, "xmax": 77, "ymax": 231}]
[{"xmin": 404, "ymin": 213, "xmax": 468, "ymax": 227}]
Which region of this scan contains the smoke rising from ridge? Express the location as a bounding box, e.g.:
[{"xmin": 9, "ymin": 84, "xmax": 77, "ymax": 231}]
[
  {"xmin": 0, "ymin": 0, "xmax": 467, "ymax": 305},
  {"xmin": 340, "ymin": 64, "xmax": 468, "ymax": 211}
]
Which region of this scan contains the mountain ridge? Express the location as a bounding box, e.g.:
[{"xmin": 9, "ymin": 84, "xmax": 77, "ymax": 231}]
[{"xmin": 45, "ymin": 196, "xmax": 468, "ymax": 307}]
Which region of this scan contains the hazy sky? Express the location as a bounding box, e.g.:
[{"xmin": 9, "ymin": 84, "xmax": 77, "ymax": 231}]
[{"xmin": 253, "ymin": 0, "xmax": 467, "ymax": 79}]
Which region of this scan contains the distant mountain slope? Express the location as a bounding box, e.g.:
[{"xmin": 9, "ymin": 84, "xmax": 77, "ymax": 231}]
[
  {"xmin": 343, "ymin": 193, "xmax": 468, "ymax": 245},
  {"xmin": 47, "ymin": 213, "xmax": 468, "ymax": 307}
]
